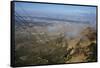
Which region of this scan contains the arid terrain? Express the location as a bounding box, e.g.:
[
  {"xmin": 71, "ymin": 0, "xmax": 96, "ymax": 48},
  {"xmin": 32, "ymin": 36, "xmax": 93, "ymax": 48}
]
[
  {"xmin": 13, "ymin": 2, "xmax": 97, "ymax": 66},
  {"xmin": 15, "ymin": 18, "xmax": 97, "ymax": 66}
]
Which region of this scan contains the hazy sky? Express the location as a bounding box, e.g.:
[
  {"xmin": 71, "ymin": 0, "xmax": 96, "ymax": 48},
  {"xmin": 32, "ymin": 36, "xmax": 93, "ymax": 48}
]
[
  {"xmin": 15, "ymin": 2, "xmax": 96, "ymax": 24},
  {"xmin": 15, "ymin": 2, "xmax": 96, "ymax": 15}
]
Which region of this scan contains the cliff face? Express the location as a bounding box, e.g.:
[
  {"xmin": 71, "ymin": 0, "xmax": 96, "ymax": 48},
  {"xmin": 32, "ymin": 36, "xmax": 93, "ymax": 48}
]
[{"xmin": 65, "ymin": 26, "xmax": 97, "ymax": 63}]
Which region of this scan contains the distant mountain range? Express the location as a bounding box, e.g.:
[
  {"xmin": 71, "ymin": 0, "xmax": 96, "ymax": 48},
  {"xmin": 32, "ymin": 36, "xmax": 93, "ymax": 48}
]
[{"xmin": 15, "ymin": 15, "xmax": 91, "ymax": 25}]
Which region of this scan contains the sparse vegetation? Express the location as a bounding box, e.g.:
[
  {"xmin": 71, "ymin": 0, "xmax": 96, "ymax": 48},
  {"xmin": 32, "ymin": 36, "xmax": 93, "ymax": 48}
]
[{"xmin": 15, "ymin": 23, "xmax": 97, "ymax": 66}]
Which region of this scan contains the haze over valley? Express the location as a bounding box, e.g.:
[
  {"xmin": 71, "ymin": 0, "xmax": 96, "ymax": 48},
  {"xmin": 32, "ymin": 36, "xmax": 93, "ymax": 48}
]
[{"xmin": 14, "ymin": 2, "xmax": 97, "ymax": 66}]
